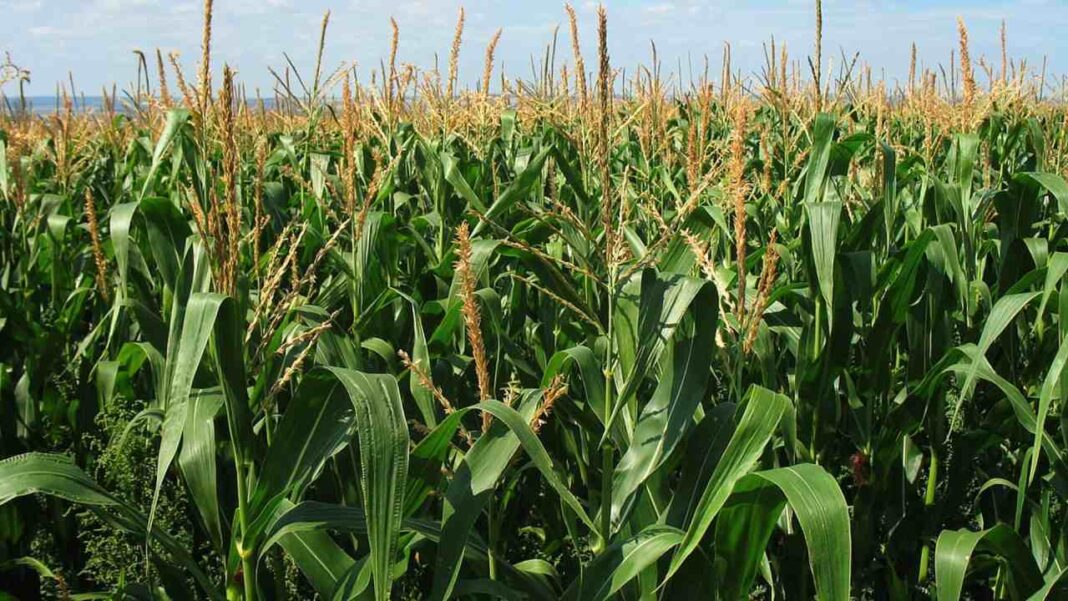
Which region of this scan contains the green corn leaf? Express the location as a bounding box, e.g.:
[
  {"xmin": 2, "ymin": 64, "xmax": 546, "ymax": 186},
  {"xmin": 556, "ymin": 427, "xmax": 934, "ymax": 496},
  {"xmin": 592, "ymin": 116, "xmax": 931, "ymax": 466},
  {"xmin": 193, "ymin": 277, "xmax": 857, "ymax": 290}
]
[
  {"xmin": 563, "ymin": 525, "xmax": 683, "ymax": 601},
  {"xmin": 0, "ymin": 452, "xmax": 115, "ymax": 506},
  {"xmin": 1037, "ymin": 252, "xmax": 1068, "ymax": 319},
  {"xmin": 442, "ymin": 152, "xmax": 488, "ymax": 213},
  {"xmin": 742, "ymin": 464, "xmax": 851, "ymax": 601},
  {"xmin": 542, "ymin": 345, "xmax": 605, "ymax": 423},
  {"xmin": 321, "ymin": 368, "xmax": 408, "ymax": 601},
  {"xmin": 803, "ymin": 113, "xmax": 837, "ymax": 205},
  {"xmin": 404, "ymin": 408, "xmax": 467, "ymax": 517},
  {"xmin": 408, "ymin": 301, "xmax": 439, "ymax": 428},
  {"xmin": 666, "ymin": 386, "xmax": 791, "ymax": 580},
  {"xmin": 176, "ymin": 388, "xmax": 223, "ymax": 550},
  {"xmin": 805, "ymin": 200, "xmax": 842, "ymax": 327},
  {"xmin": 252, "ymin": 369, "xmax": 355, "ymax": 512},
  {"xmin": 664, "ymin": 403, "xmax": 739, "ymax": 528},
  {"xmin": 108, "ymin": 201, "xmax": 139, "ymax": 294},
  {"xmin": 139, "ymin": 195, "xmax": 192, "ymax": 292},
  {"xmin": 713, "ymin": 474, "xmax": 787, "ymax": 600},
  {"xmin": 472, "ymin": 145, "xmax": 552, "ymax": 236},
  {"xmin": 1016, "ymin": 172, "xmax": 1068, "ymax": 215},
  {"xmin": 935, "ymin": 524, "xmax": 1043, "ymax": 601},
  {"xmin": 1025, "ymin": 567, "xmax": 1068, "ymax": 601},
  {"xmin": 953, "ymin": 291, "xmax": 1040, "ymax": 426},
  {"xmin": 712, "ymin": 464, "xmax": 850, "ymax": 600},
  {"xmin": 431, "ymin": 395, "xmax": 597, "ymax": 600},
  {"xmin": 259, "ymin": 500, "xmax": 514, "ymax": 576},
  {"xmin": 138, "ymin": 109, "xmax": 190, "ymax": 201},
  {"xmin": 611, "ymin": 279, "xmax": 717, "ymax": 527},
  {"xmin": 1030, "ymin": 336, "xmax": 1068, "ymax": 482},
  {"xmin": 272, "ymin": 499, "xmax": 358, "ymax": 598},
  {"xmin": 251, "ymin": 367, "xmax": 408, "ymax": 601},
  {"xmin": 0, "ymin": 453, "xmax": 219, "ymax": 598},
  {"xmin": 608, "ymin": 270, "xmax": 716, "ymax": 437},
  {"xmin": 150, "ymin": 291, "xmax": 230, "ymax": 539},
  {"xmin": 431, "ymin": 393, "xmax": 540, "ymax": 601},
  {"xmin": 209, "ymin": 295, "xmax": 256, "ymax": 467}
]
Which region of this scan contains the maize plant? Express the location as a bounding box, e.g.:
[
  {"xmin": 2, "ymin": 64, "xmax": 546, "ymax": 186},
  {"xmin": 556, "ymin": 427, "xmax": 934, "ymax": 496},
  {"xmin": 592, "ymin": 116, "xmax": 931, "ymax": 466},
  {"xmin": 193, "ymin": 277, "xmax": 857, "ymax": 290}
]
[{"xmin": 0, "ymin": 3, "xmax": 1066, "ymax": 600}]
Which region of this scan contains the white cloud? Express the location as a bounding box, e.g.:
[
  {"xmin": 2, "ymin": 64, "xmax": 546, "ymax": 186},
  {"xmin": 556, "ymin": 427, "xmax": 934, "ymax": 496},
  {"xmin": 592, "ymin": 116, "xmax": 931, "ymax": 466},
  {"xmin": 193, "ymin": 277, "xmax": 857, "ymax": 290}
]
[
  {"xmin": 94, "ymin": 0, "xmax": 158, "ymax": 11},
  {"xmin": 169, "ymin": 2, "xmax": 198, "ymax": 14},
  {"xmin": 7, "ymin": 0, "xmax": 42, "ymax": 11},
  {"xmin": 644, "ymin": 3, "xmax": 676, "ymax": 15},
  {"xmin": 5, "ymin": 0, "xmax": 1066, "ymax": 95}
]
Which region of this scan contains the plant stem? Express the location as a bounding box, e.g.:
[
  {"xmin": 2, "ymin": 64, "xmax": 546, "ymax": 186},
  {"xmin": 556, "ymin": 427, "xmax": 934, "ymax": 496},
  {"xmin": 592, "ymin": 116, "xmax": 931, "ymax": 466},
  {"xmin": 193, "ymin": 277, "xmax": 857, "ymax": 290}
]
[
  {"xmin": 600, "ymin": 264, "xmax": 617, "ymax": 543},
  {"xmin": 232, "ymin": 456, "xmax": 256, "ymax": 600},
  {"xmin": 917, "ymin": 447, "xmax": 939, "ymax": 584},
  {"xmin": 488, "ymin": 498, "xmax": 498, "ymax": 580}
]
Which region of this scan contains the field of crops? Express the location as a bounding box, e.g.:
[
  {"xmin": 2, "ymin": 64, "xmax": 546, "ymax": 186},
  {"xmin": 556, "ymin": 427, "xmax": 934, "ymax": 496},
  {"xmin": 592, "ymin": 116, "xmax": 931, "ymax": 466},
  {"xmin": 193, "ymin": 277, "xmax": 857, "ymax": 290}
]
[{"xmin": 1, "ymin": 2, "xmax": 1067, "ymax": 599}]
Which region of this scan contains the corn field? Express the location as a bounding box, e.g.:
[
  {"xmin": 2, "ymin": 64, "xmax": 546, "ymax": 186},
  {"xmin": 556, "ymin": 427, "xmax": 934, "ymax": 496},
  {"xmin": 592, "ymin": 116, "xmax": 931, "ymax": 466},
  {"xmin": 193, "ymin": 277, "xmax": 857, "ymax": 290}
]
[{"xmin": 1, "ymin": 2, "xmax": 1067, "ymax": 599}]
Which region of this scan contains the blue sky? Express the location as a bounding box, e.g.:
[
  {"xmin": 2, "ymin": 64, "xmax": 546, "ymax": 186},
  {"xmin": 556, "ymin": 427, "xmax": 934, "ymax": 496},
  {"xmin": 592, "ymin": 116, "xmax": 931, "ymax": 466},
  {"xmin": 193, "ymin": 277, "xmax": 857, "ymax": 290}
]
[{"xmin": 2, "ymin": 0, "xmax": 1065, "ymax": 96}]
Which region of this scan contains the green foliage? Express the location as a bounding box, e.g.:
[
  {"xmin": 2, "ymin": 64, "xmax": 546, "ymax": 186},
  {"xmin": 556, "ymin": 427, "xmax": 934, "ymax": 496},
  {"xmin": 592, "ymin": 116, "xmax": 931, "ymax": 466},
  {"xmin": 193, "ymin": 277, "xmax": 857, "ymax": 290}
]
[{"xmin": 1, "ymin": 23, "xmax": 1067, "ymax": 601}]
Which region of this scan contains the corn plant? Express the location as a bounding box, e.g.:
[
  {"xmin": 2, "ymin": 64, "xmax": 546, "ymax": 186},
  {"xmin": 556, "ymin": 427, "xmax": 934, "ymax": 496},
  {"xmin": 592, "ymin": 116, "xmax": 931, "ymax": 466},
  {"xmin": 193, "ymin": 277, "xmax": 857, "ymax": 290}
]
[{"xmin": 0, "ymin": 3, "xmax": 1066, "ymax": 600}]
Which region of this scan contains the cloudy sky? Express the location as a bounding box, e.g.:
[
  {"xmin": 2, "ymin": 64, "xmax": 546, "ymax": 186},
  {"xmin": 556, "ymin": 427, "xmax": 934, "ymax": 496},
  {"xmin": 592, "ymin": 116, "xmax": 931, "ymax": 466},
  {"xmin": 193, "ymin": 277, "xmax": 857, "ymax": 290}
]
[{"xmin": 3, "ymin": 0, "xmax": 1065, "ymax": 96}]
